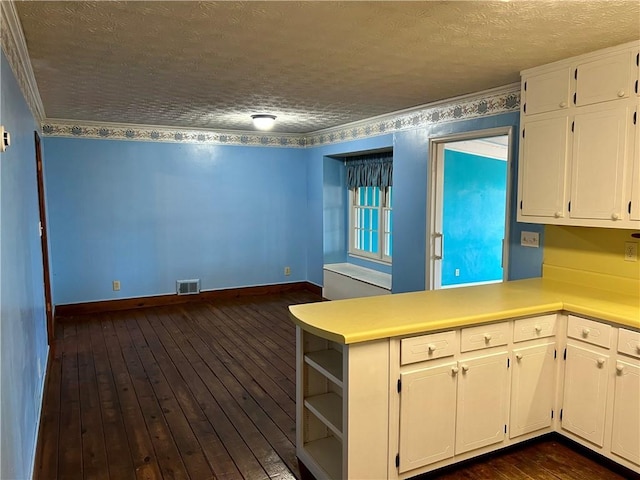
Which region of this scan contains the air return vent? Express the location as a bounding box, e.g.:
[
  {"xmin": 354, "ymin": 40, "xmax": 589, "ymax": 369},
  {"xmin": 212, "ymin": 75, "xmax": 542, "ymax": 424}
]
[{"xmin": 176, "ymin": 279, "xmax": 200, "ymax": 295}]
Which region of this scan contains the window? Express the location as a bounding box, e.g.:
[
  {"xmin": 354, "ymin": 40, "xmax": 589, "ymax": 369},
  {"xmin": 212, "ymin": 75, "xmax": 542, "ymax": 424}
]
[{"xmin": 350, "ymin": 185, "xmax": 392, "ymax": 262}]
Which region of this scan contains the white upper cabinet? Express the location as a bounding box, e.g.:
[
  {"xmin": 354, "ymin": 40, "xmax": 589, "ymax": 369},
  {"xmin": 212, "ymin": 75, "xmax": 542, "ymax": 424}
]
[
  {"xmin": 575, "ymin": 51, "xmax": 634, "ymax": 106},
  {"xmin": 517, "ymin": 40, "xmax": 640, "ymax": 229},
  {"xmin": 523, "ymin": 68, "xmax": 572, "ymax": 115}
]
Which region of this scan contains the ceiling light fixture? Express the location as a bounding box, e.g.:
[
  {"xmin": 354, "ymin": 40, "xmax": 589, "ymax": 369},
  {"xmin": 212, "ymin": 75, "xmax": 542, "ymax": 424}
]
[{"xmin": 251, "ymin": 114, "xmax": 276, "ymax": 131}]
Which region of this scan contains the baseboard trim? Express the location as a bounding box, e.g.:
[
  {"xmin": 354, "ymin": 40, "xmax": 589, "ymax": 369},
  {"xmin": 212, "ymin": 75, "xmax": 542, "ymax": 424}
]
[
  {"xmin": 55, "ymin": 281, "xmax": 322, "ymax": 318},
  {"xmin": 30, "ymin": 344, "xmax": 50, "ymax": 480}
]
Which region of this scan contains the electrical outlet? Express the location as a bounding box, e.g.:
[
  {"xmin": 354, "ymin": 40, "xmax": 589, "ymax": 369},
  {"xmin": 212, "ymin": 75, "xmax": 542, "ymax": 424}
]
[
  {"xmin": 112, "ymin": 280, "xmax": 121, "ymax": 291},
  {"xmin": 624, "ymin": 242, "xmax": 638, "ymax": 262},
  {"xmin": 284, "ymin": 266, "xmax": 291, "ymax": 276},
  {"xmin": 520, "ymin": 231, "xmax": 540, "ymax": 248},
  {"xmin": 455, "ymin": 269, "xmax": 460, "ymax": 277}
]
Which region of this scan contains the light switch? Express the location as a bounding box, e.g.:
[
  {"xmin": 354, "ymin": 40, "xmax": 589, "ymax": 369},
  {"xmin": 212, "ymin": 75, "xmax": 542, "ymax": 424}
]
[{"xmin": 521, "ymin": 231, "xmax": 539, "ymax": 248}]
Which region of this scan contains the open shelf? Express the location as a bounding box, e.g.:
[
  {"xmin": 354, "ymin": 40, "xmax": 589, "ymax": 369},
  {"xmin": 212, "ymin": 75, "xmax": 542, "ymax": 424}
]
[
  {"xmin": 304, "ymin": 436, "xmax": 342, "ymax": 480},
  {"xmin": 305, "ymin": 349, "xmax": 343, "ymax": 387},
  {"xmin": 304, "ymin": 392, "xmax": 343, "ymax": 440}
]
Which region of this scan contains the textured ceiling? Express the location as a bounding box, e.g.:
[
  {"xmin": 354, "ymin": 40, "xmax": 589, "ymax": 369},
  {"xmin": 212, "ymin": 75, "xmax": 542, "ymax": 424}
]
[{"xmin": 14, "ymin": 1, "xmax": 640, "ymax": 133}]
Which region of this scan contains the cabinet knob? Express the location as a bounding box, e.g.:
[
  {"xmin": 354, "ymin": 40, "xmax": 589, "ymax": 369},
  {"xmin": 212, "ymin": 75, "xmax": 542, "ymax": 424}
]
[
  {"xmin": 596, "ymin": 358, "xmax": 605, "ymax": 368},
  {"xmin": 554, "ymin": 211, "xmax": 562, "ymax": 218},
  {"xmin": 427, "ymin": 344, "xmax": 436, "ymax": 353},
  {"xmin": 515, "ymin": 353, "xmax": 523, "ymax": 361},
  {"xmin": 617, "ymin": 89, "xmax": 625, "ymax": 97},
  {"xmin": 461, "ymin": 364, "xmax": 469, "ymax": 373},
  {"xmin": 451, "ymin": 366, "xmax": 459, "ymax": 375},
  {"xmin": 611, "ymin": 213, "xmax": 620, "ymax": 220},
  {"xmin": 616, "ymin": 364, "xmax": 625, "ymax": 374},
  {"xmin": 484, "ymin": 333, "xmax": 492, "ymax": 342},
  {"xmin": 559, "ymin": 101, "xmax": 567, "ymax": 108},
  {"xmin": 582, "ymin": 328, "xmax": 590, "ymax": 337},
  {"xmin": 534, "ymin": 325, "xmax": 542, "ymax": 333}
]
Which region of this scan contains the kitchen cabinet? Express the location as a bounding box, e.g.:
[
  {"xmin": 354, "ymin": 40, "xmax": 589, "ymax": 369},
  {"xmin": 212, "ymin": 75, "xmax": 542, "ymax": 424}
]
[
  {"xmin": 398, "ymin": 361, "xmax": 457, "ymax": 472},
  {"xmin": 455, "ymin": 351, "xmax": 509, "ymax": 454},
  {"xmin": 517, "ymin": 40, "xmax": 639, "ymax": 229},
  {"xmin": 510, "ymin": 342, "xmax": 557, "ymax": 438},
  {"xmin": 611, "ymin": 328, "xmax": 640, "ymax": 466},
  {"xmin": 630, "ymin": 100, "xmax": 640, "ymax": 221}
]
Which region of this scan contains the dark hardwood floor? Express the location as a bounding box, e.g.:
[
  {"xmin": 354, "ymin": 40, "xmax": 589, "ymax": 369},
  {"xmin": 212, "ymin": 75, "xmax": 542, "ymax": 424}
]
[{"xmin": 35, "ymin": 291, "xmax": 633, "ymax": 480}]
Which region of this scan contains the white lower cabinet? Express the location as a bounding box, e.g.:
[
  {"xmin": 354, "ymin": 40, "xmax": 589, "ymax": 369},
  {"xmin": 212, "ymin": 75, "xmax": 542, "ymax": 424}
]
[
  {"xmin": 562, "ymin": 343, "xmax": 610, "ymax": 447},
  {"xmin": 510, "ymin": 342, "xmax": 557, "ymax": 438},
  {"xmin": 398, "ymin": 362, "xmax": 457, "ymax": 472},
  {"xmin": 455, "ymin": 351, "xmax": 509, "ymax": 454},
  {"xmin": 611, "ymin": 358, "xmax": 640, "ymax": 465}
]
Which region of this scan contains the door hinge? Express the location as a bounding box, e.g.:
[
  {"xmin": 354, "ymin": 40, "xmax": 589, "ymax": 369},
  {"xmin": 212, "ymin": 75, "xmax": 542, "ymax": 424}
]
[
  {"xmin": 524, "ymin": 81, "xmax": 527, "ymax": 91},
  {"xmin": 571, "ymin": 121, "xmax": 575, "ymax": 132},
  {"xmin": 520, "ymin": 200, "xmax": 523, "ymax": 210},
  {"xmin": 523, "ymin": 103, "xmax": 527, "ymax": 114},
  {"xmin": 573, "ymin": 92, "xmax": 577, "ymax": 104},
  {"xmin": 395, "ymin": 453, "xmax": 400, "ymax": 468},
  {"xmin": 568, "ymin": 201, "xmax": 571, "ymax": 213},
  {"xmin": 551, "ymin": 410, "xmax": 554, "ymax": 419},
  {"xmin": 554, "ymin": 349, "xmax": 557, "ymax": 359},
  {"xmin": 563, "ymin": 348, "xmax": 567, "ymax": 360},
  {"xmin": 560, "ymin": 409, "xmax": 563, "ymax": 420},
  {"xmin": 635, "ymin": 80, "xmax": 638, "ymax": 95},
  {"xmin": 574, "ymin": 69, "xmax": 578, "ymax": 80},
  {"xmin": 46, "ymin": 302, "xmax": 51, "ymax": 312},
  {"xmin": 507, "ymin": 358, "xmax": 510, "ymax": 368},
  {"xmin": 629, "ymin": 201, "xmax": 632, "ymax": 215},
  {"xmin": 37, "ymin": 159, "xmax": 42, "ymax": 171},
  {"xmin": 504, "ymin": 425, "xmax": 507, "ymax": 434},
  {"xmin": 39, "ymin": 221, "xmax": 43, "ymax": 237},
  {"xmin": 636, "ymin": 52, "xmax": 639, "ymax": 66},
  {"xmin": 634, "ymin": 111, "xmax": 637, "ymax": 125},
  {"xmin": 397, "ymin": 379, "xmax": 402, "ymax": 393}
]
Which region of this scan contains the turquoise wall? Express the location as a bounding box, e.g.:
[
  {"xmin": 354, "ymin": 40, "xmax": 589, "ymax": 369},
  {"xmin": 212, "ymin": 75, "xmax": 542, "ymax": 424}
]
[
  {"xmin": 0, "ymin": 50, "xmax": 49, "ymax": 480},
  {"xmin": 44, "ymin": 138, "xmax": 309, "ymax": 305},
  {"xmin": 441, "ymin": 149, "xmax": 507, "ymax": 286}
]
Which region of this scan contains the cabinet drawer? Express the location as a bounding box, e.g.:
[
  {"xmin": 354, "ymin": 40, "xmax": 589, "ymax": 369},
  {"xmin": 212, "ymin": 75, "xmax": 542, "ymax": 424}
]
[
  {"xmin": 618, "ymin": 328, "xmax": 640, "ymax": 358},
  {"xmin": 567, "ymin": 315, "xmax": 611, "ymax": 349},
  {"xmin": 401, "ymin": 331, "xmax": 456, "ymax": 365},
  {"xmin": 513, "ymin": 314, "xmax": 557, "ymax": 342},
  {"xmin": 460, "ymin": 322, "xmax": 509, "ymax": 352}
]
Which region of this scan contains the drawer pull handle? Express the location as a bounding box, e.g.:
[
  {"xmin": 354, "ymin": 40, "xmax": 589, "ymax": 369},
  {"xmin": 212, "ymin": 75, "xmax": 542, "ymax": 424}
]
[
  {"xmin": 559, "ymin": 101, "xmax": 567, "ymax": 108},
  {"xmin": 616, "ymin": 364, "xmax": 625, "ymax": 374},
  {"xmin": 515, "ymin": 353, "xmax": 523, "ymax": 361},
  {"xmin": 582, "ymin": 328, "xmax": 590, "ymax": 337},
  {"xmin": 597, "ymin": 358, "xmax": 605, "ymax": 368},
  {"xmin": 451, "ymin": 366, "xmax": 459, "ymax": 375},
  {"xmin": 461, "ymin": 364, "xmax": 469, "ymax": 373},
  {"xmin": 534, "ymin": 325, "xmax": 542, "ymax": 333},
  {"xmin": 611, "ymin": 212, "xmax": 620, "ymax": 221},
  {"xmin": 554, "ymin": 211, "xmax": 562, "ymax": 218},
  {"xmin": 484, "ymin": 334, "xmax": 492, "ymax": 342},
  {"xmin": 427, "ymin": 344, "xmax": 436, "ymax": 353},
  {"xmin": 617, "ymin": 89, "xmax": 625, "ymax": 97}
]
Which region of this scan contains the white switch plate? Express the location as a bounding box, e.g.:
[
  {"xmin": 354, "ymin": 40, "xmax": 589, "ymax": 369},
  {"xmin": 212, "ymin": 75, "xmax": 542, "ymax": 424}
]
[
  {"xmin": 624, "ymin": 242, "xmax": 638, "ymax": 262},
  {"xmin": 112, "ymin": 280, "xmax": 121, "ymax": 291},
  {"xmin": 284, "ymin": 266, "xmax": 291, "ymax": 276},
  {"xmin": 521, "ymin": 231, "xmax": 539, "ymax": 248}
]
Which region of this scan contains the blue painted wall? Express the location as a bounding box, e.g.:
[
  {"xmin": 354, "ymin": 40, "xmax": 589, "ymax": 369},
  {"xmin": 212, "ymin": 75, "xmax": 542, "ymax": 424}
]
[
  {"xmin": 44, "ymin": 139, "xmax": 308, "ymax": 304},
  {"xmin": 441, "ymin": 150, "xmax": 507, "ymax": 286},
  {"xmin": 0, "ymin": 50, "xmax": 49, "ymax": 480}
]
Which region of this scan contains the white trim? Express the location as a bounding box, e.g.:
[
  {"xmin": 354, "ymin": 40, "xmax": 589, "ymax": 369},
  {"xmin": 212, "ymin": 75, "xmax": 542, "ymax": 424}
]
[
  {"xmin": 323, "ymin": 263, "xmax": 392, "ymax": 290},
  {"xmin": 28, "ymin": 344, "xmax": 50, "ymax": 480},
  {"xmin": 444, "ymin": 138, "xmax": 508, "ymax": 161},
  {"xmin": 0, "ymin": 0, "xmax": 46, "ymax": 121}
]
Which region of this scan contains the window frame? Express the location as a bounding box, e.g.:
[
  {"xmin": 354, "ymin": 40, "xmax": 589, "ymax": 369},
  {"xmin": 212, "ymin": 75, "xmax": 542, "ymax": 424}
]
[{"xmin": 348, "ymin": 185, "xmax": 392, "ymax": 263}]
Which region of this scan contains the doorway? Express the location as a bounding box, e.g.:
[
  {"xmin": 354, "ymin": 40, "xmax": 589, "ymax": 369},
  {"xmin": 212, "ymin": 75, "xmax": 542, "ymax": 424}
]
[{"xmin": 427, "ymin": 128, "xmax": 512, "ymax": 290}]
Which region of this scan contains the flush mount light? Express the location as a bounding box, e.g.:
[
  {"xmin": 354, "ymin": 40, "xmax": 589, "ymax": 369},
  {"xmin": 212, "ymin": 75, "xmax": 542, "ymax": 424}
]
[{"xmin": 251, "ymin": 114, "xmax": 276, "ymax": 131}]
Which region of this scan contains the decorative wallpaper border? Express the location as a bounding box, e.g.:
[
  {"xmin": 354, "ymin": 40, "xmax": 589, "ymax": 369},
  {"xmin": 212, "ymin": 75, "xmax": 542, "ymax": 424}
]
[
  {"xmin": 0, "ymin": 0, "xmax": 45, "ymax": 121},
  {"xmin": 42, "ymin": 86, "xmax": 520, "ymax": 148}
]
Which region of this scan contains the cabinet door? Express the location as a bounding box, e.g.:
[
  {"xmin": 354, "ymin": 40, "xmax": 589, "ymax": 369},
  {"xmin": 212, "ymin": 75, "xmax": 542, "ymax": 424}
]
[
  {"xmin": 570, "ymin": 104, "xmax": 630, "ymax": 221},
  {"xmin": 398, "ymin": 362, "xmax": 457, "ymax": 473},
  {"xmin": 510, "ymin": 343, "xmax": 557, "ymax": 438},
  {"xmin": 523, "ymin": 68, "xmax": 571, "ymax": 115},
  {"xmin": 611, "ymin": 358, "xmax": 640, "ymax": 465},
  {"xmin": 576, "ymin": 51, "xmax": 633, "ymax": 106},
  {"xmin": 562, "ymin": 344, "xmax": 609, "ymax": 447},
  {"xmin": 630, "ymin": 102, "xmax": 640, "ymax": 221},
  {"xmin": 455, "ymin": 351, "xmax": 509, "ymax": 455},
  {"xmin": 519, "ymin": 113, "xmax": 570, "ymax": 219}
]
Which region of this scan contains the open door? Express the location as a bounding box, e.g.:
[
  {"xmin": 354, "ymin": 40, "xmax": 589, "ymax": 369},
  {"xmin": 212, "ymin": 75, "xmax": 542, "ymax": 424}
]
[
  {"xmin": 35, "ymin": 131, "xmax": 54, "ymax": 343},
  {"xmin": 428, "ymin": 128, "xmax": 512, "ymax": 290}
]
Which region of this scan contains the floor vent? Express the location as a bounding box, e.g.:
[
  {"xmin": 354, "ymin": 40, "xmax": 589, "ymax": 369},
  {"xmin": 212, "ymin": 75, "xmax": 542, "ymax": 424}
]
[{"xmin": 176, "ymin": 279, "xmax": 200, "ymax": 295}]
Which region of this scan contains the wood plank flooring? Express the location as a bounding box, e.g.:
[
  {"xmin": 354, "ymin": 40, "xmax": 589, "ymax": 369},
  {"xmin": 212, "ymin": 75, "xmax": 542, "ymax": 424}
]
[{"xmin": 34, "ymin": 291, "xmax": 634, "ymax": 480}]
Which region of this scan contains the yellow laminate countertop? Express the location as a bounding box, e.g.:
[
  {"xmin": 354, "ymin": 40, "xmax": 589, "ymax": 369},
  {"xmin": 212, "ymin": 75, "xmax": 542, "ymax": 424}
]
[{"xmin": 289, "ymin": 278, "xmax": 640, "ymax": 344}]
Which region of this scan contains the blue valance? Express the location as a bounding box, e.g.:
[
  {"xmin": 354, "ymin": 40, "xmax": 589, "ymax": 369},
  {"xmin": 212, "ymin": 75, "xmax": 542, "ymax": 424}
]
[{"xmin": 345, "ymin": 152, "xmax": 393, "ymax": 189}]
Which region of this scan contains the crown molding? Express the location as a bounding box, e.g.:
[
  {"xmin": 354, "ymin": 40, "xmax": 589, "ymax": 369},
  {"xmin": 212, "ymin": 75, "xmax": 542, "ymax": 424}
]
[
  {"xmin": 0, "ymin": 0, "xmax": 46, "ymax": 121},
  {"xmin": 42, "ymin": 85, "xmax": 521, "ymax": 148}
]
